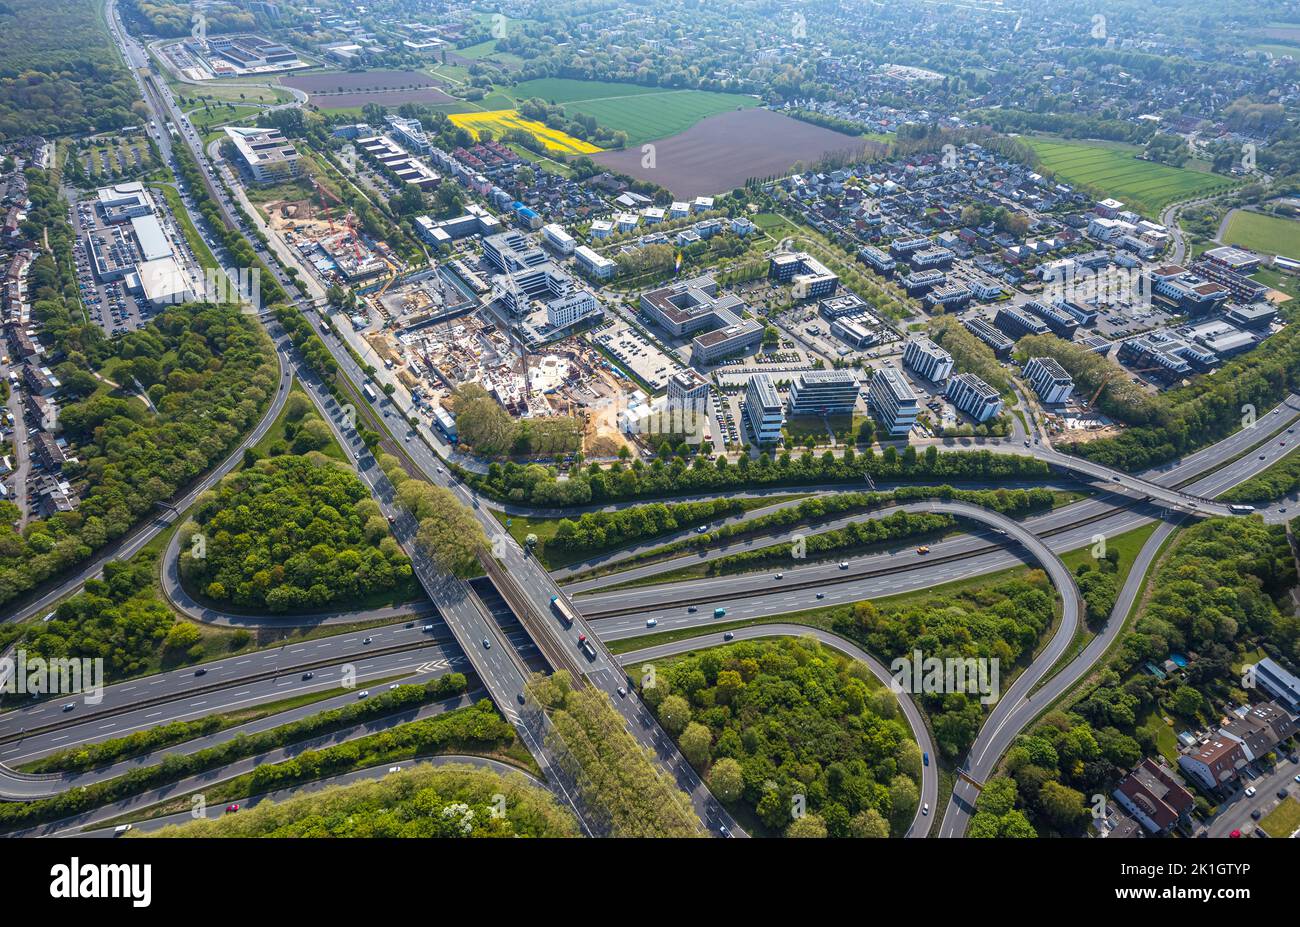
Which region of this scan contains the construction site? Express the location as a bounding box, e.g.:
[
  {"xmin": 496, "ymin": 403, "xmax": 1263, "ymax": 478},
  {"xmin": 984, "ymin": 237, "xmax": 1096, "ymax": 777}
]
[
  {"xmin": 360, "ymin": 308, "xmax": 637, "ymax": 458},
  {"xmin": 265, "ymin": 178, "xmax": 399, "ymax": 289}
]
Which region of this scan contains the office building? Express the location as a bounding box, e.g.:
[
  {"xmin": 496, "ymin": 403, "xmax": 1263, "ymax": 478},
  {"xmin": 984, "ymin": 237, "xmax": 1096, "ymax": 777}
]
[
  {"xmin": 946, "ymin": 372, "xmax": 1002, "ymax": 423},
  {"xmin": 769, "ymin": 251, "xmax": 839, "ymax": 300},
  {"xmin": 744, "ymin": 373, "xmax": 784, "ymax": 444},
  {"xmin": 787, "ymin": 369, "xmax": 860, "ymax": 415},
  {"xmin": 223, "ymin": 127, "xmax": 302, "ymax": 184},
  {"xmin": 994, "ymin": 305, "xmax": 1050, "ymax": 340},
  {"xmin": 867, "ymin": 364, "xmax": 918, "ymax": 437},
  {"xmin": 903, "ymin": 336, "xmax": 953, "ymax": 383},
  {"xmin": 1024, "ymin": 356, "xmax": 1074, "ymax": 404},
  {"xmin": 963, "ymin": 317, "xmax": 1014, "ymax": 358},
  {"xmin": 574, "ymin": 244, "xmax": 617, "ymax": 280}
]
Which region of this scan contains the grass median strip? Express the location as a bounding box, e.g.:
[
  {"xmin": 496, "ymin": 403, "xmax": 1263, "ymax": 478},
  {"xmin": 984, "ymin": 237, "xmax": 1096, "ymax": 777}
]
[
  {"xmin": 0, "ymin": 675, "xmax": 471, "ymax": 833},
  {"xmin": 17, "ymin": 673, "xmax": 414, "ymax": 774}
]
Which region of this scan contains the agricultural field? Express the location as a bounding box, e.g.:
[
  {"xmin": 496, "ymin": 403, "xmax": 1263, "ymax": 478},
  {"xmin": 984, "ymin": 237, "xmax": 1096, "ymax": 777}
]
[
  {"xmin": 448, "ymin": 110, "xmax": 603, "ymax": 155},
  {"xmin": 1025, "ymin": 137, "xmax": 1240, "ymax": 218},
  {"xmin": 506, "ymin": 79, "xmax": 759, "ymax": 146},
  {"xmin": 1222, "ymin": 209, "xmax": 1300, "ymax": 261},
  {"xmin": 282, "ymin": 70, "xmax": 456, "ymax": 109},
  {"xmin": 592, "ymin": 108, "xmax": 877, "ymax": 198}
]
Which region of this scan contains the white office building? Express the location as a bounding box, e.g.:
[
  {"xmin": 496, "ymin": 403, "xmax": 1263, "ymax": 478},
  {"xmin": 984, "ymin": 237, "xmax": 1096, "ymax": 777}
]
[
  {"xmin": 868, "ymin": 364, "xmax": 919, "ymax": 437},
  {"xmin": 542, "ymin": 223, "xmax": 576, "ymax": 255},
  {"xmin": 1024, "ymin": 356, "xmax": 1074, "ymax": 404},
  {"xmin": 745, "ymin": 373, "xmax": 785, "ymax": 445},
  {"xmin": 574, "ymin": 244, "xmax": 617, "ymax": 280},
  {"xmin": 946, "ymin": 373, "xmax": 1002, "ymax": 423},
  {"xmin": 787, "ymin": 369, "xmax": 860, "ymax": 415},
  {"xmin": 903, "ymin": 336, "xmax": 954, "ymax": 383}
]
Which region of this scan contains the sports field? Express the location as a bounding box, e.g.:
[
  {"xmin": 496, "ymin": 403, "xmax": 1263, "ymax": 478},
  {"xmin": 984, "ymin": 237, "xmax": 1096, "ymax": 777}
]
[
  {"xmin": 1222, "ymin": 210, "xmax": 1300, "ymax": 260},
  {"xmin": 1025, "ymin": 137, "xmax": 1240, "ymax": 218},
  {"xmin": 506, "ymin": 78, "xmax": 759, "ymax": 146},
  {"xmin": 448, "ymin": 109, "xmax": 603, "ymax": 155}
]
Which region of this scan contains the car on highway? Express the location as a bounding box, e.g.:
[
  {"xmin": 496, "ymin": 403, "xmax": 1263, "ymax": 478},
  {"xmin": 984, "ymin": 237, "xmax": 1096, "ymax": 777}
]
[
  {"xmin": 225, "ymin": 804, "xmax": 240, "ymax": 813},
  {"xmin": 916, "ymin": 546, "xmax": 930, "ymax": 555},
  {"xmin": 482, "ymin": 638, "xmax": 491, "ymax": 649},
  {"xmin": 362, "ymin": 636, "xmax": 372, "ymax": 644},
  {"xmin": 114, "ymin": 824, "xmax": 133, "ymax": 835},
  {"xmin": 921, "ymin": 803, "xmax": 930, "ymax": 816},
  {"xmin": 388, "ymin": 766, "xmax": 402, "ymax": 774},
  {"xmin": 61, "ymin": 703, "xmax": 75, "ymax": 712},
  {"xmin": 646, "ymin": 618, "xmax": 658, "ymax": 627},
  {"xmin": 696, "ymin": 525, "xmax": 708, "ymax": 533},
  {"xmin": 723, "ymin": 631, "xmax": 734, "ymax": 640},
  {"xmin": 302, "ymin": 672, "xmax": 314, "ymax": 680},
  {"xmin": 194, "ymin": 668, "xmax": 207, "ymax": 676},
  {"xmin": 688, "ymin": 606, "xmax": 698, "ymax": 613},
  {"xmin": 774, "ymin": 572, "xmax": 783, "ymax": 579},
  {"xmin": 923, "ymin": 752, "xmax": 930, "ymax": 767},
  {"xmin": 1245, "ymin": 786, "xmax": 1257, "ymax": 797},
  {"xmin": 617, "ymin": 686, "xmax": 627, "ymax": 698},
  {"xmin": 815, "ymin": 592, "xmax": 825, "ymax": 599},
  {"xmin": 357, "ymin": 690, "xmax": 369, "ymax": 699},
  {"xmin": 839, "ymin": 561, "xmax": 848, "ymax": 569}
]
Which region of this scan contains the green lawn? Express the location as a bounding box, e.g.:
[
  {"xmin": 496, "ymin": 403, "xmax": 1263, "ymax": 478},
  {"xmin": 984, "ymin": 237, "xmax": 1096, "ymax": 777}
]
[
  {"xmin": 504, "ymin": 78, "xmax": 759, "ymax": 146},
  {"xmin": 1259, "ymin": 797, "xmax": 1300, "ymax": 838},
  {"xmin": 1222, "ymin": 210, "xmax": 1300, "ymax": 261},
  {"xmin": 1025, "ymin": 137, "xmax": 1240, "ymax": 218},
  {"xmin": 1136, "ymin": 709, "xmax": 1182, "ymax": 764}
]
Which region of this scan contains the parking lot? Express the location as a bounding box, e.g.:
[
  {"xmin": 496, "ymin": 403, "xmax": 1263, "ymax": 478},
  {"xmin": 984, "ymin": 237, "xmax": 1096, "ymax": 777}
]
[{"xmin": 590, "ymin": 319, "xmax": 683, "ymax": 391}]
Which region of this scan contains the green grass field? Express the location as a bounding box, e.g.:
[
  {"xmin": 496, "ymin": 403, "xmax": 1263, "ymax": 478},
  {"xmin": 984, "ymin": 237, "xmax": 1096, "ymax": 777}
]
[
  {"xmin": 1259, "ymin": 798, "xmax": 1300, "ymax": 838},
  {"xmin": 1222, "ymin": 210, "xmax": 1300, "ymax": 261},
  {"xmin": 1026, "ymin": 137, "xmax": 1240, "ymax": 218},
  {"xmin": 505, "ymin": 78, "xmax": 758, "ymax": 146}
]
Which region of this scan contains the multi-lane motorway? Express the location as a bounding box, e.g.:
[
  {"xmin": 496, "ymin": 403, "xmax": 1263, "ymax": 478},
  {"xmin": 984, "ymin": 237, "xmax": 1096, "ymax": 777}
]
[{"xmin": 7, "ymin": 1, "xmax": 1295, "ymax": 839}]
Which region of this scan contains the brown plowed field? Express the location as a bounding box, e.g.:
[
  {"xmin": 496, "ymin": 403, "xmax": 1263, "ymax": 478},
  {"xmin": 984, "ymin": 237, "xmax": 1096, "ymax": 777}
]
[{"xmin": 590, "ymin": 108, "xmax": 881, "ymax": 197}]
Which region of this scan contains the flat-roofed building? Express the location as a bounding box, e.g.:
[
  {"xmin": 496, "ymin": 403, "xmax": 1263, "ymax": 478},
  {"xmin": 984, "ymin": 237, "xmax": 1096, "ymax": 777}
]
[
  {"xmin": 134, "ymin": 256, "xmax": 196, "ymax": 309},
  {"xmin": 744, "ymin": 373, "xmax": 784, "ymax": 444},
  {"xmin": 542, "ymin": 223, "xmax": 576, "ymax": 255},
  {"xmin": 574, "ymin": 244, "xmax": 617, "ymax": 280},
  {"xmin": 903, "ymin": 336, "xmax": 953, "ymax": 382},
  {"xmin": 994, "ymin": 305, "xmax": 1050, "ymax": 340},
  {"xmin": 1024, "ymin": 356, "xmax": 1073, "ymax": 404},
  {"xmin": 946, "ymin": 372, "xmax": 1002, "ymax": 423},
  {"xmin": 224, "ymin": 126, "xmax": 303, "ymax": 184},
  {"xmin": 963, "ymin": 317, "xmax": 1014, "ymax": 358},
  {"xmin": 867, "ymin": 364, "xmax": 918, "ymax": 437},
  {"xmin": 787, "ymin": 369, "xmax": 859, "ymax": 415}
]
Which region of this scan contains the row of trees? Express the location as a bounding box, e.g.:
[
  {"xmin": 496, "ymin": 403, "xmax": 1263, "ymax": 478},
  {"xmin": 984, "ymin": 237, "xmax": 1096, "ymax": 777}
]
[
  {"xmin": 151, "ymin": 761, "xmax": 579, "ymax": 838},
  {"xmin": 471, "ymin": 444, "xmax": 1053, "ymax": 508},
  {"xmin": 0, "ymin": 678, "xmax": 491, "ymax": 834},
  {"xmin": 641, "ymin": 637, "xmax": 921, "ymax": 837},
  {"xmin": 379, "ymin": 455, "xmax": 487, "ymax": 578},
  {"xmin": 527, "ymin": 671, "xmax": 703, "ymax": 837},
  {"xmin": 549, "ymin": 498, "xmax": 744, "ymax": 554}
]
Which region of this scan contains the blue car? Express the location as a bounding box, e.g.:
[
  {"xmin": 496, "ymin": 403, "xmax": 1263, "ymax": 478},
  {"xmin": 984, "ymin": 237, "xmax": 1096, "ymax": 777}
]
[{"xmin": 923, "ymin": 752, "xmax": 930, "ymax": 767}]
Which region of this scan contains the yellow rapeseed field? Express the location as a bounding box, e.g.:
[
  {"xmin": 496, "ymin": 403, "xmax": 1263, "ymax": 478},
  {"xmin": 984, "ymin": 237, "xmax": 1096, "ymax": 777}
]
[{"xmin": 449, "ymin": 110, "xmax": 603, "ymax": 155}]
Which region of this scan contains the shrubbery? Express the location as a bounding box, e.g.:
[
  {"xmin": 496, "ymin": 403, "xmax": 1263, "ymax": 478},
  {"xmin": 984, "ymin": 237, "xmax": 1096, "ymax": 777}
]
[{"xmin": 640, "ymin": 637, "xmax": 921, "ymax": 837}]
